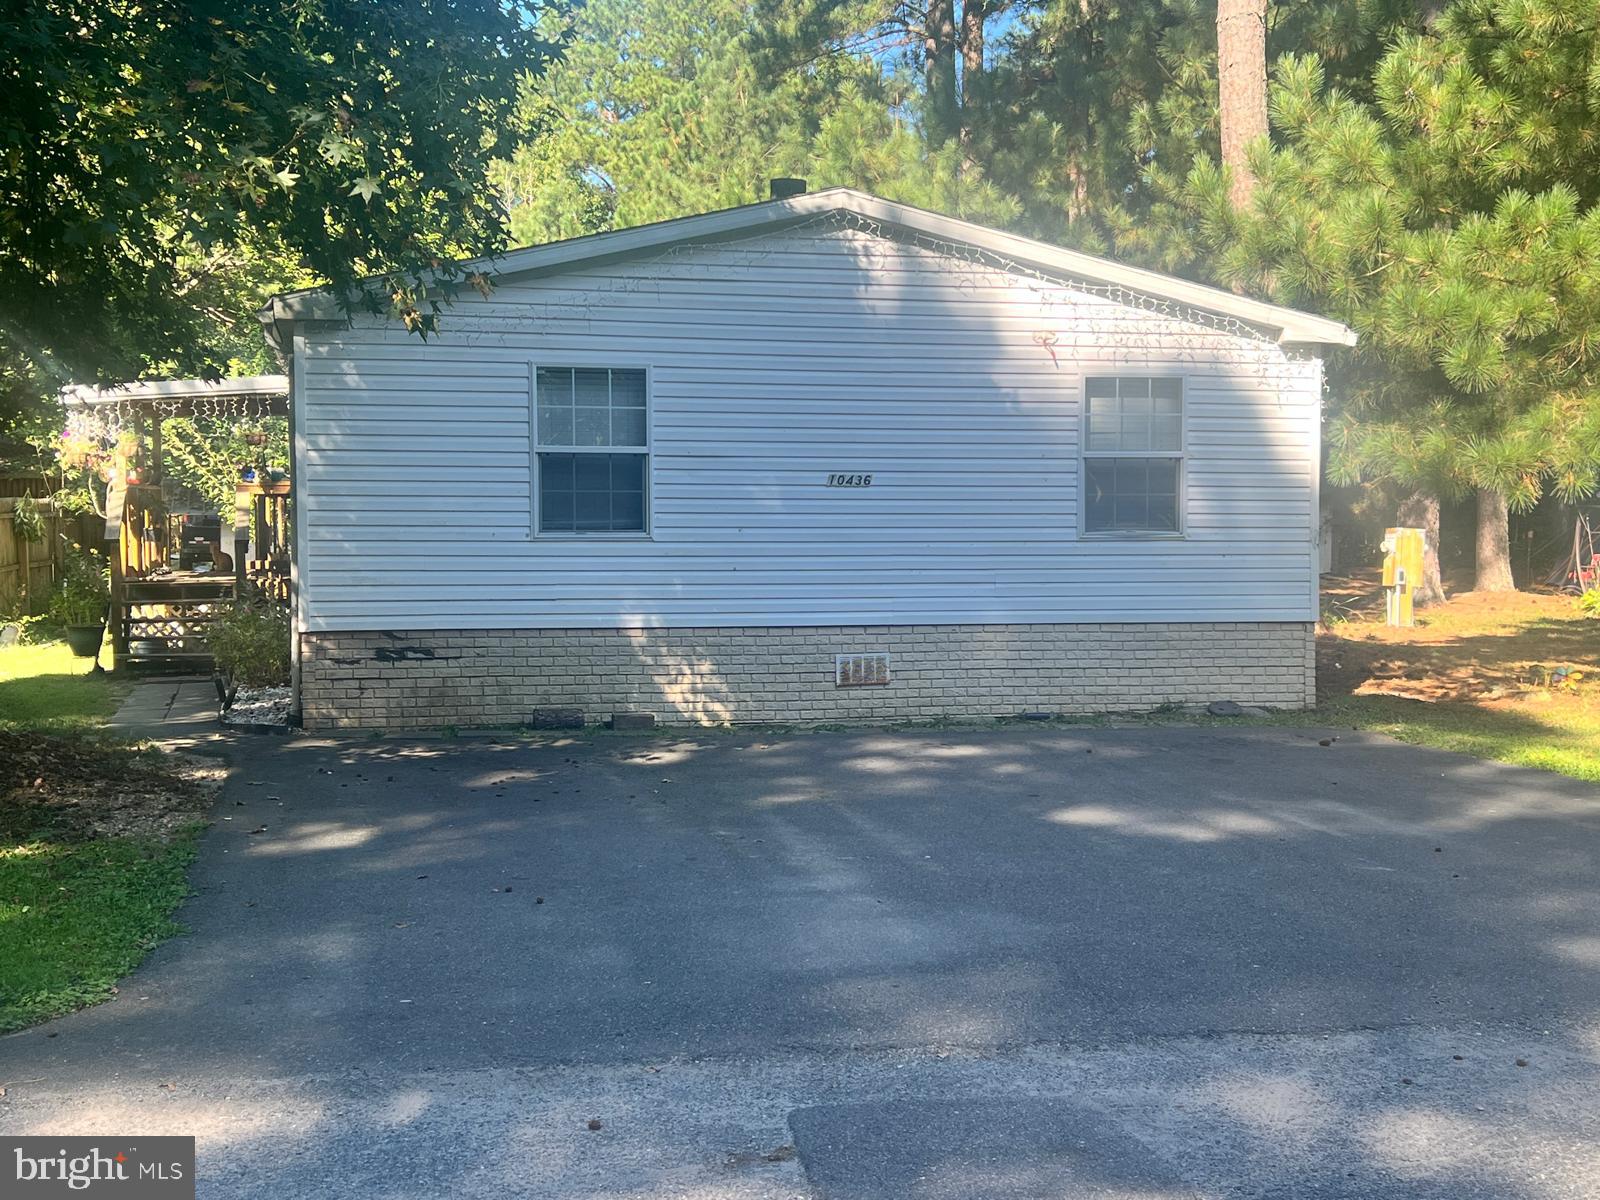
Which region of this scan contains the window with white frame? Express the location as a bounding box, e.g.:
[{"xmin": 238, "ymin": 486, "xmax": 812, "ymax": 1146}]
[
  {"xmin": 1082, "ymin": 377, "xmax": 1183, "ymax": 535},
  {"xmin": 535, "ymin": 367, "xmax": 648, "ymax": 534}
]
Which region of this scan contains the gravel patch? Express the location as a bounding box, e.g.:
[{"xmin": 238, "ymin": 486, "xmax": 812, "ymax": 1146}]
[{"xmin": 223, "ymin": 686, "xmax": 291, "ymax": 728}]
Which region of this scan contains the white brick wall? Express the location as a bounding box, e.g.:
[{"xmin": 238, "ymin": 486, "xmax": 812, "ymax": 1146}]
[{"xmin": 299, "ymin": 623, "xmax": 1315, "ymax": 730}]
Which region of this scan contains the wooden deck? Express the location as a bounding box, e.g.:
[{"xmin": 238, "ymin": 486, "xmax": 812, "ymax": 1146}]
[{"xmin": 107, "ymin": 479, "xmax": 290, "ymax": 672}]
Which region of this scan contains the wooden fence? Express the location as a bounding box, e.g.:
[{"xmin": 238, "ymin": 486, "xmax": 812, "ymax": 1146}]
[{"xmin": 0, "ymin": 499, "xmax": 99, "ymax": 617}]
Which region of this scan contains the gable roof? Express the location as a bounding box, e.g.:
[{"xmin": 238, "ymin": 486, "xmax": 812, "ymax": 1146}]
[{"xmin": 259, "ymin": 187, "xmax": 1355, "ymax": 349}]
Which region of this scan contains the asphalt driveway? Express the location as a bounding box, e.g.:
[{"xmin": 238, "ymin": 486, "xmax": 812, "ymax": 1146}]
[{"xmin": 4, "ymin": 725, "xmax": 1600, "ymax": 1197}]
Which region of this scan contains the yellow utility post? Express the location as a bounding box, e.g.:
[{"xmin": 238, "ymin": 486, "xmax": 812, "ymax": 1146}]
[{"xmin": 1381, "ymin": 527, "xmax": 1426, "ymax": 627}]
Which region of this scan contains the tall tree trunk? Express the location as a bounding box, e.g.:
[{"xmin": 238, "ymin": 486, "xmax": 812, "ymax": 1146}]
[
  {"xmin": 1396, "ymin": 489, "xmax": 1445, "ymax": 606},
  {"xmin": 1064, "ymin": 159, "xmax": 1090, "ymax": 222},
  {"xmin": 1217, "ymin": 0, "xmax": 1268, "ymax": 210},
  {"xmin": 1474, "ymin": 487, "xmax": 1517, "ymax": 592},
  {"xmin": 924, "ymin": 0, "xmax": 960, "ymax": 149},
  {"xmin": 958, "ymin": 0, "xmax": 989, "ymax": 136}
]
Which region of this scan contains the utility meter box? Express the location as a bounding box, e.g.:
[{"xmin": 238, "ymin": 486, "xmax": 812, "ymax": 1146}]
[{"xmin": 1381, "ymin": 527, "xmax": 1426, "ymax": 627}]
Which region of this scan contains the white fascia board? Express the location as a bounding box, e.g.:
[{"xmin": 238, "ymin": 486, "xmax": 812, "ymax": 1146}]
[
  {"xmin": 262, "ymin": 198, "xmax": 828, "ymax": 325},
  {"xmin": 62, "ymin": 374, "xmax": 289, "ymax": 406}
]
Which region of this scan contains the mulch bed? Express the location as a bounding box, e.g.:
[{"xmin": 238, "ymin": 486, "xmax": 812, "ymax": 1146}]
[{"xmin": 0, "ymin": 731, "xmax": 220, "ymax": 843}]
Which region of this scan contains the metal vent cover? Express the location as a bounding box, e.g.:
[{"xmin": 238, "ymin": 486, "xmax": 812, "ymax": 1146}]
[{"xmin": 835, "ymin": 652, "xmax": 891, "ymax": 687}]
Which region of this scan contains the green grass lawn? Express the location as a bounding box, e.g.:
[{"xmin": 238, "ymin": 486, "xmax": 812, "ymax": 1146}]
[
  {"xmin": 0, "ymin": 639, "xmax": 129, "ymax": 729},
  {"xmin": 0, "ymin": 824, "xmax": 198, "ymax": 1032},
  {"xmin": 0, "ymin": 640, "xmax": 204, "ymax": 1032},
  {"xmin": 1301, "ymin": 693, "xmax": 1600, "ymax": 784}
]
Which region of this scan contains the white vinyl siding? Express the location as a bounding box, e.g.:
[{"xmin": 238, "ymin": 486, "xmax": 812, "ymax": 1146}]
[{"xmin": 294, "ymin": 224, "xmax": 1321, "ymax": 630}]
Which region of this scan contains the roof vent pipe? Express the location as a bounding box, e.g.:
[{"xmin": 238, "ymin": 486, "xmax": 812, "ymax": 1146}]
[{"xmin": 769, "ymin": 177, "xmax": 807, "ymax": 200}]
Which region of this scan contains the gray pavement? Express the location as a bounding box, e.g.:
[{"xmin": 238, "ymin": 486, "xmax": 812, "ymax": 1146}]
[{"xmin": 3, "ymin": 725, "xmax": 1599, "ymax": 1197}]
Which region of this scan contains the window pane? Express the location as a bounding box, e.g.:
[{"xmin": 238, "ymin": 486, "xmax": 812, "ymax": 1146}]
[
  {"xmin": 574, "ymin": 489, "xmax": 611, "ymax": 531},
  {"xmin": 1085, "ymin": 377, "xmax": 1182, "ymax": 452},
  {"xmin": 1115, "ymin": 458, "xmax": 1149, "ymax": 496},
  {"xmin": 1087, "ymin": 427, "xmax": 1119, "ymax": 452},
  {"xmin": 540, "ymin": 454, "xmax": 573, "ymax": 490},
  {"xmin": 1148, "ymin": 488, "xmax": 1179, "ymax": 532},
  {"xmin": 1086, "ymin": 394, "xmax": 1117, "ymax": 450},
  {"xmin": 574, "ymin": 406, "xmax": 610, "ymax": 446},
  {"xmin": 611, "ymin": 407, "xmax": 646, "ymax": 447},
  {"xmin": 610, "ymin": 370, "xmax": 646, "ymax": 408},
  {"xmin": 1085, "ymin": 480, "xmax": 1115, "ymax": 529},
  {"xmin": 1152, "ymin": 413, "xmax": 1182, "ymax": 451},
  {"xmin": 574, "ymin": 368, "xmax": 610, "ymax": 407},
  {"xmin": 536, "ymin": 367, "xmax": 573, "ymax": 406},
  {"xmin": 1115, "ymin": 490, "xmax": 1150, "ymax": 531},
  {"xmin": 611, "ymin": 490, "xmax": 644, "ymax": 529},
  {"xmin": 1084, "ymin": 458, "xmax": 1180, "ymax": 534},
  {"xmin": 610, "ymin": 454, "xmax": 645, "ymax": 492},
  {"xmin": 538, "ymin": 404, "xmax": 573, "ymax": 446},
  {"xmin": 1119, "ymin": 414, "xmax": 1151, "ymax": 451},
  {"xmin": 538, "ymin": 452, "xmax": 647, "ymax": 533},
  {"xmin": 574, "ymin": 455, "xmax": 610, "ymax": 489},
  {"xmin": 540, "ymin": 367, "xmax": 647, "ymax": 449},
  {"xmin": 540, "ymin": 491, "xmax": 574, "ymax": 531}
]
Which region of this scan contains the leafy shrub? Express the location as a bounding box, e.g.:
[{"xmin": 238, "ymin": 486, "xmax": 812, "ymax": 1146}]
[
  {"xmin": 1579, "ymin": 588, "xmax": 1600, "ymax": 619},
  {"xmin": 10, "ymin": 494, "xmax": 45, "ymax": 544},
  {"xmin": 207, "ymin": 600, "xmax": 290, "ymax": 688},
  {"xmin": 45, "ymin": 547, "xmax": 108, "ymax": 627}
]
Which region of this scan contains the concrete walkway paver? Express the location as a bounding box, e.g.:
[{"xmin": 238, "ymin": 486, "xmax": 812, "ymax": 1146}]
[{"xmin": 108, "ymin": 676, "xmax": 218, "ymax": 737}]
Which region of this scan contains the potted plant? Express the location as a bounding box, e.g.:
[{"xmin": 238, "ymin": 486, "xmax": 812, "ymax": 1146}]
[{"xmin": 49, "ymin": 546, "xmax": 110, "ymax": 657}]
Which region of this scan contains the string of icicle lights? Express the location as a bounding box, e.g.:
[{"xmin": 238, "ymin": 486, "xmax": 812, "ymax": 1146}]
[
  {"xmin": 822, "ymin": 210, "xmax": 1277, "ymax": 345},
  {"xmin": 63, "ymin": 392, "xmax": 283, "ymax": 444},
  {"xmin": 455, "ymin": 209, "xmax": 1306, "ymax": 379}
]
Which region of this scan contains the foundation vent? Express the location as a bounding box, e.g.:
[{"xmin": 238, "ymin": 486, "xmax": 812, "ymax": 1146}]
[{"xmin": 835, "ymin": 652, "xmax": 891, "ymax": 688}]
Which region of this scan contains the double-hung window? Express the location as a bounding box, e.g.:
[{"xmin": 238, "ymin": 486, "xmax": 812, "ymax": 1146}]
[
  {"xmin": 535, "ymin": 366, "xmax": 649, "ymax": 535},
  {"xmin": 1082, "ymin": 376, "xmax": 1184, "ymax": 536}
]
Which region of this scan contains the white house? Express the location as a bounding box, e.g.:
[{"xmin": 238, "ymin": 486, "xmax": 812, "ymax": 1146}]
[{"xmin": 257, "ymin": 186, "xmax": 1354, "ymax": 730}]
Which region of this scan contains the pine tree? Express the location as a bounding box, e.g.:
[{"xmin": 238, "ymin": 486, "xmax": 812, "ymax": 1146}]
[
  {"xmin": 497, "ymin": 0, "xmax": 833, "ymax": 244},
  {"xmin": 751, "ymin": 0, "xmax": 1015, "ymax": 149},
  {"xmin": 501, "ymin": 0, "xmax": 1022, "ymax": 245},
  {"xmin": 1181, "ymin": 35, "xmax": 1600, "ymax": 592},
  {"xmin": 980, "ymin": 1, "xmax": 1421, "ymax": 249}
]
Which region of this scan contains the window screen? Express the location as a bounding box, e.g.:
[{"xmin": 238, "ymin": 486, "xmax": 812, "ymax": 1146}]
[
  {"xmin": 1082, "ymin": 377, "xmax": 1183, "ymax": 534},
  {"xmin": 535, "ymin": 367, "xmax": 648, "ymax": 534}
]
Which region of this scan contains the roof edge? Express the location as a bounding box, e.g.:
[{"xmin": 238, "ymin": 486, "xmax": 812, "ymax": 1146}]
[
  {"xmin": 262, "ymin": 188, "xmax": 1357, "ymax": 349},
  {"xmin": 62, "ymin": 375, "xmax": 289, "ymax": 406}
]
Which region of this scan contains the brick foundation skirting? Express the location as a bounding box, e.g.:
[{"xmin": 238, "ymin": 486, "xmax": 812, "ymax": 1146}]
[{"xmin": 298, "ymin": 622, "xmax": 1316, "ymax": 730}]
